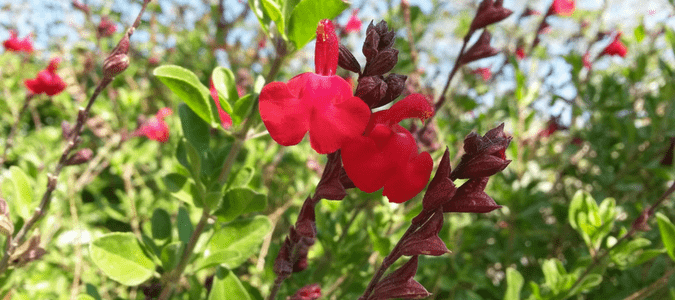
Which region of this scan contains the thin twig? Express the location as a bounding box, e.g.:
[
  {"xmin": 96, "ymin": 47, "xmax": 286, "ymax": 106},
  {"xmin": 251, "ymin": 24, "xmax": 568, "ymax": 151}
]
[
  {"xmin": 623, "ymin": 268, "xmax": 675, "ymax": 300},
  {"xmin": 1, "ymin": 93, "xmax": 36, "ymax": 165},
  {"xmin": 68, "ymin": 174, "xmax": 83, "ymax": 300}
]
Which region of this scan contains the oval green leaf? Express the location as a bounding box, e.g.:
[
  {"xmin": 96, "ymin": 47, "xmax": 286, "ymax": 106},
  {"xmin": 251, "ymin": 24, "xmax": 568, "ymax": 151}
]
[
  {"xmin": 206, "ymin": 216, "xmax": 272, "ymax": 268},
  {"xmin": 208, "ymin": 267, "xmax": 251, "ymax": 300},
  {"xmin": 89, "ymin": 232, "xmax": 155, "ymax": 286},
  {"xmin": 153, "ymin": 65, "xmax": 213, "ymax": 125},
  {"xmin": 288, "ymin": 0, "xmax": 348, "ymax": 49}
]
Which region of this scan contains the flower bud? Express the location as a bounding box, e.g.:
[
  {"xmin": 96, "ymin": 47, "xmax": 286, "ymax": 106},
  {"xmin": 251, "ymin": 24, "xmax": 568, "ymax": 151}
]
[
  {"xmin": 65, "ymin": 148, "xmax": 94, "ymax": 166},
  {"xmin": 400, "ymin": 211, "xmax": 450, "ymax": 256},
  {"xmin": 422, "ymin": 148, "xmax": 456, "ymax": 211},
  {"xmin": 363, "ymin": 48, "xmax": 399, "ymax": 77},
  {"xmin": 470, "ymin": 0, "xmax": 513, "ymax": 33},
  {"xmin": 338, "ymin": 43, "xmax": 361, "ymax": 74},
  {"xmin": 355, "ymin": 76, "xmax": 387, "ymax": 107},
  {"xmin": 10, "ymin": 235, "xmax": 46, "ymax": 267},
  {"xmin": 370, "ymin": 256, "xmax": 431, "ymax": 300},
  {"xmin": 103, "ymin": 31, "xmax": 131, "ymax": 79},
  {"xmin": 632, "ymin": 209, "xmax": 652, "ymax": 232},
  {"xmin": 460, "ymin": 30, "xmax": 500, "ymax": 65},
  {"xmin": 451, "ymin": 123, "xmax": 511, "ymax": 180},
  {"xmin": 315, "ymin": 151, "xmax": 347, "ymax": 200},
  {"xmin": 290, "ymin": 283, "xmax": 321, "ymax": 300},
  {"xmin": 376, "ymin": 74, "xmax": 407, "ymax": 107},
  {"xmin": 443, "ymin": 177, "xmax": 501, "ymax": 213},
  {"xmin": 362, "ymin": 24, "xmax": 381, "ymax": 60}
]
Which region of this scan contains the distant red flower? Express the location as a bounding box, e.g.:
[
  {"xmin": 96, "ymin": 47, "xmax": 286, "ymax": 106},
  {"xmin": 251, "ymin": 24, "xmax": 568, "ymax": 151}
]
[
  {"xmin": 344, "ymin": 10, "xmax": 362, "ymax": 33},
  {"xmin": 97, "ymin": 16, "xmax": 117, "ymax": 38},
  {"xmin": 601, "ymin": 32, "xmax": 627, "ymax": 57},
  {"xmin": 341, "ymin": 94, "xmax": 434, "ymax": 203},
  {"xmin": 259, "ymin": 20, "xmax": 370, "ymax": 154},
  {"xmin": 209, "ymin": 80, "xmax": 233, "ymax": 129},
  {"xmin": 24, "ymin": 58, "xmax": 67, "ymax": 96},
  {"xmin": 3, "ymin": 31, "xmax": 33, "ymax": 53},
  {"xmin": 550, "ymin": 0, "xmax": 575, "ymax": 16},
  {"xmin": 583, "ymin": 51, "xmax": 592, "ymax": 69},
  {"xmin": 137, "ymin": 108, "xmax": 172, "ymax": 143},
  {"xmin": 290, "ymin": 283, "xmax": 321, "ymax": 300},
  {"xmin": 516, "ymin": 47, "xmax": 525, "ymax": 60},
  {"xmin": 472, "ymin": 67, "xmax": 492, "ymax": 81},
  {"xmin": 523, "ymin": 7, "xmax": 541, "ymax": 17}
]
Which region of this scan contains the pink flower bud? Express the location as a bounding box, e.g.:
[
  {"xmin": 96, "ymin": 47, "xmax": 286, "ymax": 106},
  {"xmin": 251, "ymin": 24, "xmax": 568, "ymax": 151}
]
[{"xmin": 65, "ymin": 148, "xmax": 94, "ymax": 166}]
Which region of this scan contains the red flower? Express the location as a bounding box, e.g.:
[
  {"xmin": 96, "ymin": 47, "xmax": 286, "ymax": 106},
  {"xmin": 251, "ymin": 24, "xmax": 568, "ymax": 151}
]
[
  {"xmin": 472, "ymin": 67, "xmax": 492, "ymax": 81},
  {"xmin": 601, "ymin": 32, "xmax": 627, "ymax": 57},
  {"xmin": 209, "ymin": 80, "xmax": 233, "ymax": 129},
  {"xmin": 137, "ymin": 108, "xmax": 172, "ymax": 143},
  {"xmin": 290, "ymin": 283, "xmax": 321, "ymax": 300},
  {"xmin": 97, "ymin": 16, "xmax": 117, "ymax": 38},
  {"xmin": 551, "ymin": 0, "xmax": 575, "ymax": 16},
  {"xmin": 3, "ymin": 31, "xmax": 33, "ymax": 53},
  {"xmin": 515, "ymin": 47, "xmax": 525, "ymax": 60},
  {"xmin": 259, "ymin": 20, "xmax": 370, "ymax": 154},
  {"xmin": 582, "ymin": 51, "xmax": 592, "ymax": 69},
  {"xmin": 341, "ymin": 94, "xmax": 434, "ymax": 203},
  {"xmin": 344, "ymin": 10, "xmax": 362, "ymax": 33},
  {"xmin": 24, "ymin": 58, "xmax": 67, "ymax": 96}
]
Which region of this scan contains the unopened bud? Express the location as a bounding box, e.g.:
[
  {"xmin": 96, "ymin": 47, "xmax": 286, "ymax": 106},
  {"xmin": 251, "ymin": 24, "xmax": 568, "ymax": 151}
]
[
  {"xmin": 460, "ymin": 30, "xmax": 500, "ymax": 65},
  {"xmin": 103, "ymin": 53, "xmax": 130, "ymax": 79},
  {"xmin": 338, "ymin": 43, "xmax": 361, "ymax": 74},
  {"xmin": 362, "ymin": 48, "xmax": 398, "ymax": 77},
  {"xmin": 376, "ymin": 73, "xmax": 407, "ymax": 107},
  {"xmin": 65, "ymin": 148, "xmax": 94, "ymax": 166},
  {"xmin": 355, "ymin": 76, "xmax": 387, "ymax": 107},
  {"xmin": 632, "ymin": 209, "xmax": 652, "ymax": 232}
]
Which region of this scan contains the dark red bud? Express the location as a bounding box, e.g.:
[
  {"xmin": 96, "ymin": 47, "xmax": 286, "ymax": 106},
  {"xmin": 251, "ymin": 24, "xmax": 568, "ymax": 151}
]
[
  {"xmin": 65, "ymin": 148, "xmax": 94, "ymax": 166},
  {"xmin": 374, "ymin": 21, "xmax": 396, "ymax": 51},
  {"xmin": 273, "ymin": 240, "xmax": 293, "ymax": 277},
  {"xmin": 338, "ymin": 43, "xmax": 361, "ymax": 74},
  {"xmin": 370, "ymin": 256, "xmax": 431, "ymax": 300},
  {"xmin": 363, "ymin": 48, "xmax": 399, "ymax": 77},
  {"xmin": 355, "ymin": 76, "xmax": 387, "ymax": 107},
  {"xmin": 103, "ymin": 31, "xmax": 131, "ymax": 79},
  {"xmin": 452, "ymin": 123, "xmax": 511, "ymax": 180},
  {"xmin": 315, "ymin": 151, "xmax": 347, "ymax": 200},
  {"xmin": 363, "ymin": 23, "xmax": 381, "ymax": 60},
  {"xmin": 400, "ymin": 211, "xmax": 450, "ymax": 256},
  {"xmin": 10, "ymin": 235, "xmax": 46, "ymax": 267},
  {"xmin": 460, "ymin": 30, "xmax": 500, "ymax": 65},
  {"xmin": 443, "ymin": 177, "xmax": 501, "ymax": 213},
  {"xmin": 632, "ymin": 209, "xmax": 652, "ymax": 232},
  {"xmin": 422, "ymin": 148, "xmax": 457, "ymax": 211},
  {"xmin": 470, "ymin": 0, "xmax": 513, "ymax": 33},
  {"xmin": 376, "ymin": 73, "xmax": 407, "ymax": 107},
  {"xmin": 660, "ymin": 137, "xmax": 674, "ymax": 166}
]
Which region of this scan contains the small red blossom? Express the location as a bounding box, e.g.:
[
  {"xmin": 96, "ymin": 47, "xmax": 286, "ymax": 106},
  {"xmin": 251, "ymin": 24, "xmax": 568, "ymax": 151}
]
[
  {"xmin": 601, "ymin": 32, "xmax": 627, "ymax": 57},
  {"xmin": 472, "ymin": 67, "xmax": 492, "ymax": 81},
  {"xmin": 550, "ymin": 0, "xmax": 575, "ymax": 16},
  {"xmin": 341, "ymin": 94, "xmax": 434, "ymax": 203},
  {"xmin": 290, "ymin": 283, "xmax": 321, "ymax": 300},
  {"xmin": 259, "ymin": 20, "xmax": 370, "ymax": 154},
  {"xmin": 344, "ymin": 10, "xmax": 362, "ymax": 33},
  {"xmin": 583, "ymin": 51, "xmax": 592, "ymax": 69},
  {"xmin": 97, "ymin": 16, "xmax": 117, "ymax": 38},
  {"xmin": 209, "ymin": 80, "xmax": 233, "ymax": 129},
  {"xmin": 516, "ymin": 47, "xmax": 525, "ymax": 60},
  {"xmin": 3, "ymin": 31, "xmax": 33, "ymax": 53},
  {"xmin": 24, "ymin": 58, "xmax": 67, "ymax": 96},
  {"xmin": 136, "ymin": 108, "xmax": 172, "ymax": 143}
]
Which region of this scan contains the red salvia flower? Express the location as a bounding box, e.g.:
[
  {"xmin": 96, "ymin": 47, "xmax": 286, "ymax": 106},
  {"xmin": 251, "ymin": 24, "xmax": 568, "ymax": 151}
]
[
  {"xmin": 550, "ymin": 0, "xmax": 575, "ymax": 16},
  {"xmin": 259, "ymin": 20, "xmax": 370, "ymax": 154},
  {"xmin": 601, "ymin": 32, "xmax": 627, "ymax": 57},
  {"xmin": 97, "ymin": 16, "xmax": 117, "ymax": 38},
  {"xmin": 3, "ymin": 31, "xmax": 34, "ymax": 53},
  {"xmin": 472, "ymin": 67, "xmax": 492, "ymax": 81},
  {"xmin": 344, "ymin": 10, "xmax": 362, "ymax": 33},
  {"xmin": 290, "ymin": 283, "xmax": 321, "ymax": 300},
  {"xmin": 515, "ymin": 47, "xmax": 526, "ymax": 60},
  {"xmin": 24, "ymin": 58, "xmax": 67, "ymax": 96},
  {"xmin": 136, "ymin": 108, "xmax": 172, "ymax": 143},
  {"xmin": 209, "ymin": 80, "xmax": 233, "ymax": 129},
  {"xmin": 341, "ymin": 94, "xmax": 434, "ymax": 203},
  {"xmin": 583, "ymin": 51, "xmax": 592, "ymax": 69}
]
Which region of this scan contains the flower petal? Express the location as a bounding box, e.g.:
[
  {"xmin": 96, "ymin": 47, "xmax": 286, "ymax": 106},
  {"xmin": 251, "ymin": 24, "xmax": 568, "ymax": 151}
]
[
  {"xmin": 259, "ymin": 80, "xmax": 311, "ymax": 147},
  {"xmin": 341, "ymin": 133, "xmax": 389, "ymax": 193},
  {"xmin": 383, "ymin": 151, "xmax": 433, "ymax": 203}
]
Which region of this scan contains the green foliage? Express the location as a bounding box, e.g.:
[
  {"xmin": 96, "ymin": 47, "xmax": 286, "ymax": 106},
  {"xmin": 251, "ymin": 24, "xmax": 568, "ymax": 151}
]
[
  {"xmin": 287, "ymin": 0, "xmax": 348, "ymax": 49},
  {"xmin": 656, "ymin": 213, "xmax": 675, "ymax": 261},
  {"xmin": 154, "ymin": 65, "xmax": 214, "ymax": 126},
  {"xmin": 89, "ymin": 233, "xmax": 156, "ymax": 286}
]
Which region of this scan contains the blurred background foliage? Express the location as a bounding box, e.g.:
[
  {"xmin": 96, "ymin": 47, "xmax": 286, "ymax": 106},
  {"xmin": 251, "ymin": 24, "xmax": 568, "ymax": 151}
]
[{"xmin": 1, "ymin": 0, "xmax": 675, "ymax": 299}]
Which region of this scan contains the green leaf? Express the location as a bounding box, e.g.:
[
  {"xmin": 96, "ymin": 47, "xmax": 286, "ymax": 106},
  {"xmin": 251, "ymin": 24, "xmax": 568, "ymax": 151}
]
[
  {"xmin": 185, "ymin": 141, "xmax": 203, "ymax": 179},
  {"xmin": 227, "ymin": 166, "xmax": 255, "ymax": 189},
  {"xmin": 248, "ymin": 0, "xmax": 272, "ymax": 36},
  {"xmin": 204, "ymin": 216, "xmax": 272, "ymax": 269},
  {"xmin": 76, "ymin": 295, "xmax": 95, "ymax": 300},
  {"xmin": 287, "ymin": 0, "xmax": 348, "ymax": 49},
  {"xmin": 164, "ymin": 173, "xmax": 188, "ymax": 193},
  {"xmin": 577, "ymin": 274, "xmax": 602, "ymax": 292},
  {"xmin": 262, "ymin": 0, "xmax": 284, "ymax": 38},
  {"xmin": 208, "ymin": 267, "xmax": 252, "ymax": 300},
  {"xmin": 656, "ymin": 212, "xmax": 675, "ymax": 261},
  {"xmin": 211, "ymin": 67, "xmax": 237, "ymax": 113},
  {"xmin": 634, "ymin": 24, "xmax": 645, "ymax": 43},
  {"xmin": 179, "ymin": 103, "xmax": 210, "ymax": 153},
  {"xmin": 160, "ymin": 242, "xmax": 184, "ymax": 271},
  {"xmin": 214, "ymin": 188, "xmax": 268, "ymax": 223},
  {"xmin": 504, "ymin": 267, "xmax": 524, "ymax": 300},
  {"xmin": 151, "ymin": 208, "xmax": 172, "ymax": 241},
  {"xmin": 8, "ymin": 166, "xmax": 33, "ymax": 219},
  {"xmin": 154, "ymin": 65, "xmax": 213, "ymax": 125},
  {"xmin": 89, "ymin": 233, "xmax": 155, "ymax": 286},
  {"xmin": 232, "ymin": 94, "xmax": 254, "ymax": 125},
  {"xmin": 177, "ymin": 207, "xmax": 194, "ymax": 244},
  {"xmin": 194, "ymin": 249, "xmax": 241, "ymax": 271}
]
